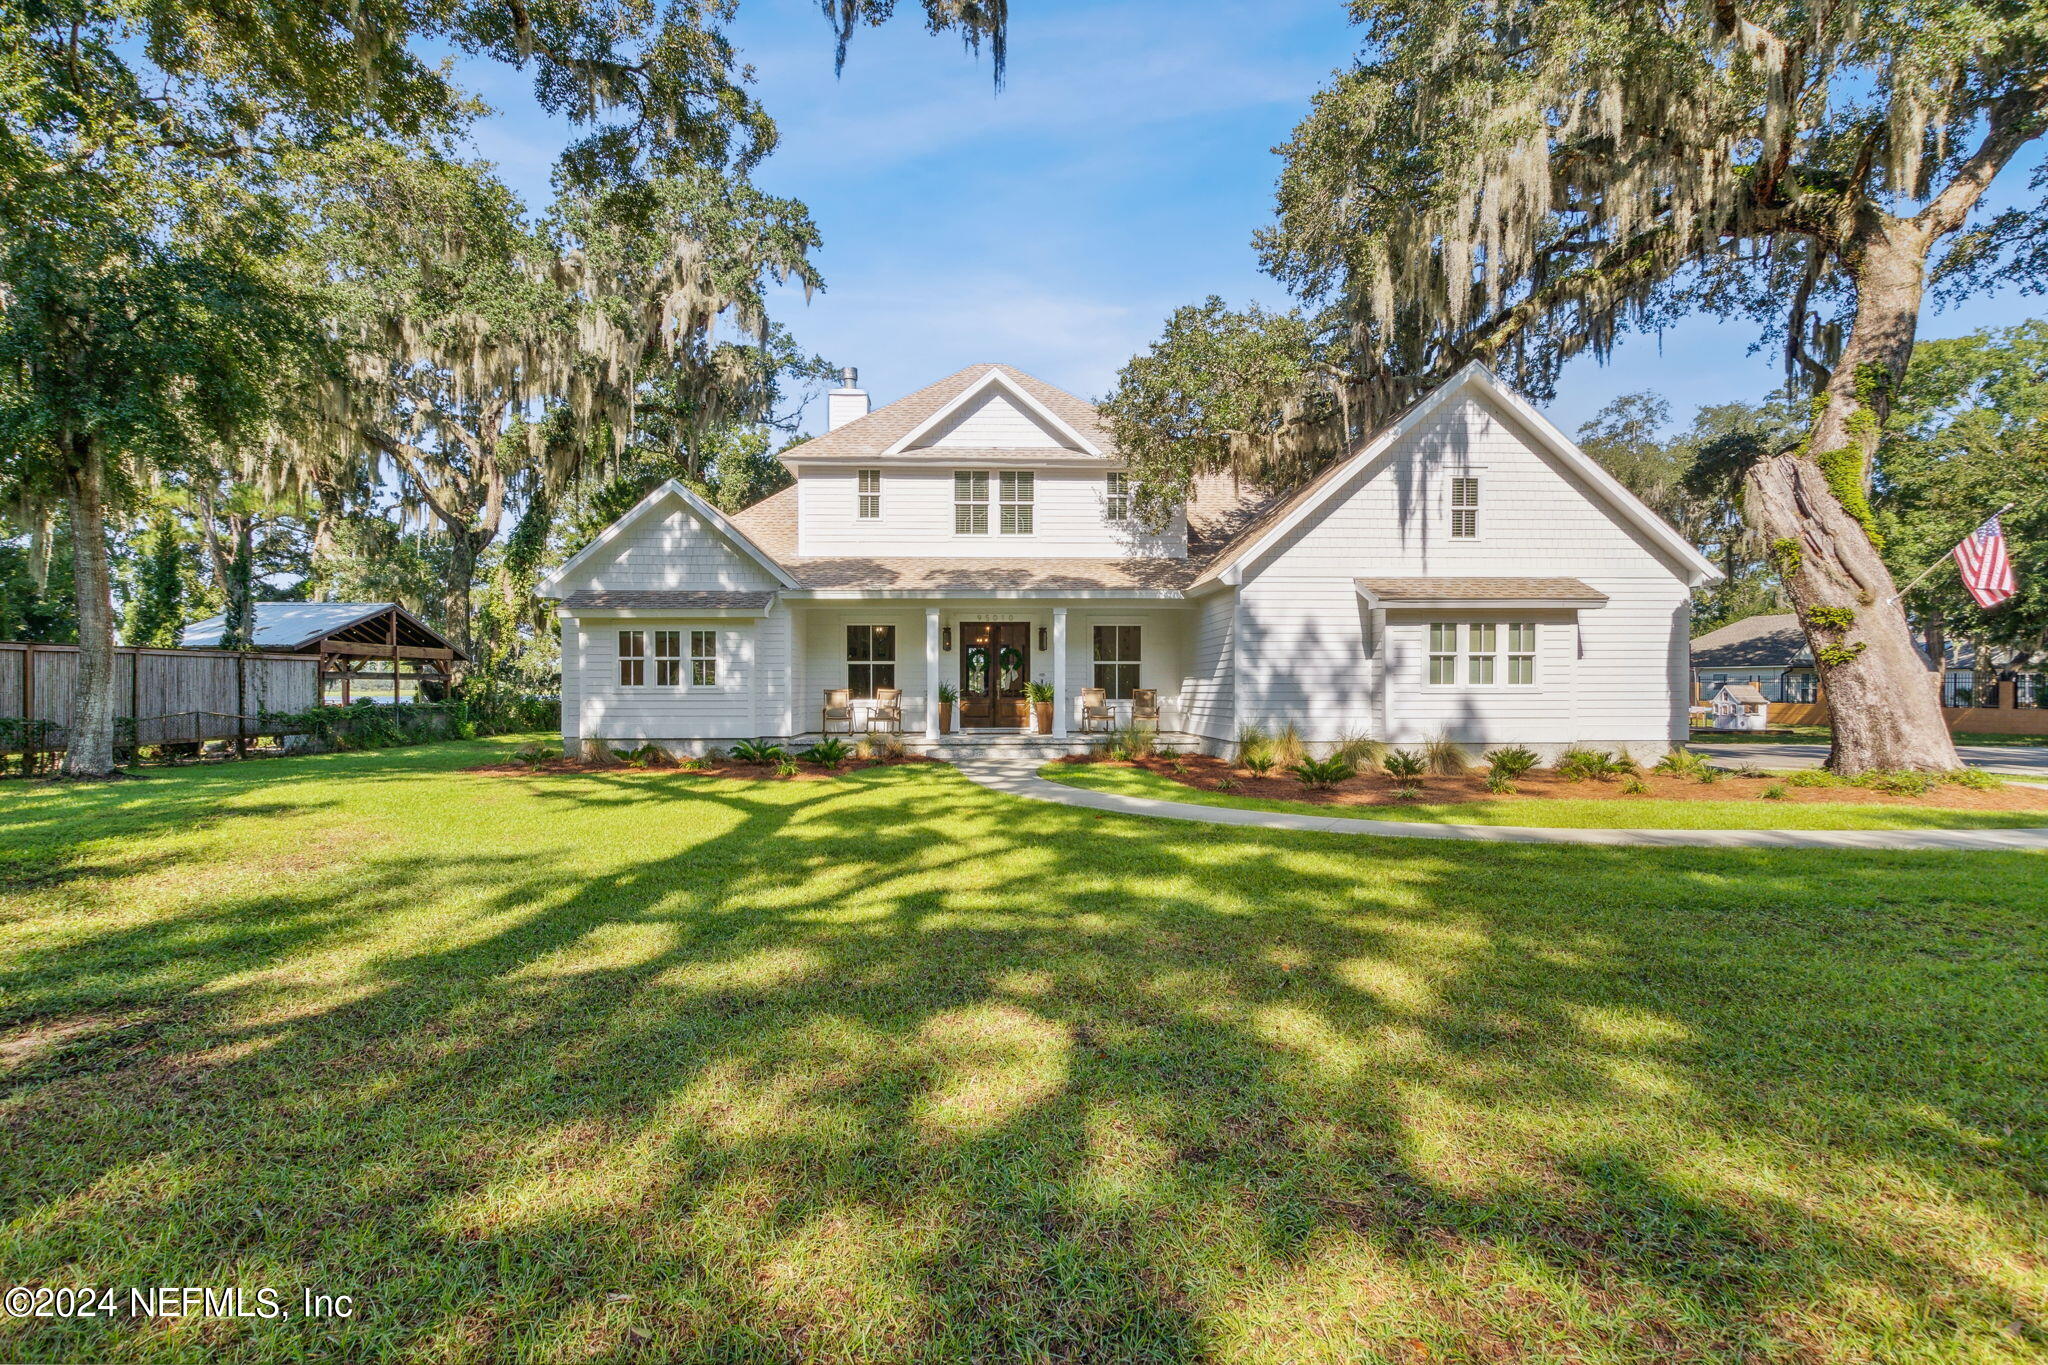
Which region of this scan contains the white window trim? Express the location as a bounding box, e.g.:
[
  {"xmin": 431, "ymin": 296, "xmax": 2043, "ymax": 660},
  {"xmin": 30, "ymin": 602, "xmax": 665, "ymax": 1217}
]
[
  {"xmin": 1105, "ymin": 471, "xmax": 1133, "ymax": 523},
  {"xmin": 1449, "ymin": 471, "xmax": 1482, "ymax": 541},
  {"xmin": 998, "ymin": 470, "xmax": 1035, "ymax": 536},
  {"xmin": 954, "ymin": 470, "xmax": 990, "ymax": 536},
  {"xmin": 1423, "ymin": 620, "xmax": 1538, "ymax": 688},
  {"xmin": 653, "ymin": 628, "xmax": 683, "ymax": 688},
  {"xmin": 856, "ymin": 469, "xmax": 881, "ymax": 520},
  {"xmin": 689, "ymin": 629, "xmax": 718, "ymax": 688},
  {"xmin": 617, "ymin": 629, "xmax": 646, "ymax": 688},
  {"xmin": 845, "ymin": 623, "xmax": 898, "ymax": 698}
]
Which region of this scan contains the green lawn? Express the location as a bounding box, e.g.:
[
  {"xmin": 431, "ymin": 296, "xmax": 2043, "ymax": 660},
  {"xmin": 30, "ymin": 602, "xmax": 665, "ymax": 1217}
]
[
  {"xmin": 1043, "ymin": 760, "xmax": 2048, "ymax": 830},
  {"xmin": 2, "ymin": 739, "xmax": 2046, "ymax": 1363}
]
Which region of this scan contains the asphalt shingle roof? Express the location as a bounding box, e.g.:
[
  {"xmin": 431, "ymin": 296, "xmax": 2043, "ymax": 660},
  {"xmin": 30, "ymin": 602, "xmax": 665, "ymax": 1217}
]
[{"xmin": 1689, "ymin": 613, "xmax": 1811, "ymax": 668}]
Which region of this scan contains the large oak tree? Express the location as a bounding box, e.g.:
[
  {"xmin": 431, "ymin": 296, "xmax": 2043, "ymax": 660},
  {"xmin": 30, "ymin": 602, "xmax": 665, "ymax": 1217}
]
[{"xmin": 1107, "ymin": 0, "xmax": 2048, "ymax": 773}]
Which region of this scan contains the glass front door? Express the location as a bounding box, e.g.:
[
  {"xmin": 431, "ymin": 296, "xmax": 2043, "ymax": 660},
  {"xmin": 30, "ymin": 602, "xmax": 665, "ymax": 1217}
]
[{"xmin": 959, "ymin": 622, "xmax": 1030, "ymax": 727}]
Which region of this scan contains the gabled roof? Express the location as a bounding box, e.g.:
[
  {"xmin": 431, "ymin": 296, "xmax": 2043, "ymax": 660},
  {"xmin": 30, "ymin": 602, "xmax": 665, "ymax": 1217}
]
[
  {"xmin": 179, "ymin": 601, "xmax": 458, "ymax": 653},
  {"xmin": 1190, "ymin": 363, "xmax": 1723, "ymax": 591},
  {"xmin": 1690, "ymin": 613, "xmax": 1811, "ymax": 668},
  {"xmin": 1715, "ymin": 682, "xmax": 1772, "ymax": 704},
  {"xmin": 776, "ymin": 364, "xmax": 1115, "ymax": 463},
  {"xmin": 538, "ymin": 479, "xmax": 801, "ymax": 597},
  {"xmin": 882, "ymin": 365, "xmax": 1101, "ymax": 456}
]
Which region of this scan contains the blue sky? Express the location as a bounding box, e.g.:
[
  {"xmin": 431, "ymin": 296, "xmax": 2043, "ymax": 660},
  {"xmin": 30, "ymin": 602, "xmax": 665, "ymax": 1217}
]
[{"xmin": 465, "ymin": 0, "xmax": 2047, "ymax": 439}]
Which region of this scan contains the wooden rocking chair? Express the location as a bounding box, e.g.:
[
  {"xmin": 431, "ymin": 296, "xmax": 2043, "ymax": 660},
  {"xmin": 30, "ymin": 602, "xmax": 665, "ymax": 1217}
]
[
  {"xmin": 866, "ymin": 687, "xmax": 904, "ymax": 734},
  {"xmin": 1130, "ymin": 688, "xmax": 1160, "ymax": 726},
  {"xmin": 1078, "ymin": 687, "xmax": 1113, "ymax": 734},
  {"xmin": 822, "ymin": 688, "xmax": 854, "ymax": 735}
]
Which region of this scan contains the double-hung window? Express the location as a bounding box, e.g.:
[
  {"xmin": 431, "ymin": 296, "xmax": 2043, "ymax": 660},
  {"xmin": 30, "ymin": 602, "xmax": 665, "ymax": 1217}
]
[
  {"xmin": 1507, "ymin": 624, "xmax": 1537, "ymax": 685},
  {"xmin": 954, "ymin": 471, "xmax": 989, "ymax": 535},
  {"xmin": 653, "ymin": 630, "xmax": 682, "ymax": 686},
  {"xmin": 618, "ymin": 630, "xmax": 646, "ymax": 686},
  {"xmin": 999, "ymin": 470, "xmax": 1034, "ymax": 535},
  {"xmin": 690, "ymin": 630, "xmax": 717, "ymax": 686},
  {"xmin": 1450, "ymin": 475, "xmax": 1480, "ymax": 538},
  {"xmin": 1105, "ymin": 472, "xmax": 1132, "ymax": 522},
  {"xmin": 857, "ymin": 469, "xmax": 881, "ymax": 520},
  {"xmin": 1427, "ymin": 622, "xmax": 1536, "ymax": 686},
  {"xmin": 847, "ymin": 625, "xmax": 896, "ymax": 697},
  {"xmin": 1092, "ymin": 626, "xmax": 1141, "ymax": 699}
]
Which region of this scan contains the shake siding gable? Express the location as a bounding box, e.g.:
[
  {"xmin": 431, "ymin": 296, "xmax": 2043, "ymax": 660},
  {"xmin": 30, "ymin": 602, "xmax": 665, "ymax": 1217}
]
[
  {"xmin": 1235, "ymin": 391, "xmax": 1693, "ymax": 748},
  {"xmin": 558, "ymin": 501, "xmax": 781, "ymax": 594}
]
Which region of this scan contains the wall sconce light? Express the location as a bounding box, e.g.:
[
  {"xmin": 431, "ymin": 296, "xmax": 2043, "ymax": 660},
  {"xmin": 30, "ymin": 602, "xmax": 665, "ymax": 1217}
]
[
  {"xmin": 1037, "ymin": 626, "xmax": 1049, "ymax": 651},
  {"xmin": 941, "ymin": 626, "xmax": 952, "ymax": 652}
]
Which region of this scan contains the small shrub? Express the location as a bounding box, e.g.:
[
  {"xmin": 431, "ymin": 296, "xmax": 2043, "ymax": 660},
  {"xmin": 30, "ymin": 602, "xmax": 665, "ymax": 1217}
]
[
  {"xmin": 1696, "ymin": 766, "xmax": 1723, "ymax": 785},
  {"xmin": 1856, "ymin": 769, "xmax": 1934, "ymax": 796},
  {"xmin": 1734, "ymin": 763, "xmax": 1769, "ymax": 780},
  {"xmin": 1784, "ymin": 768, "xmax": 1843, "ymax": 788},
  {"xmin": 676, "ymin": 755, "xmax": 705, "ymax": 772},
  {"xmin": 1942, "ymin": 768, "xmax": 2001, "ymax": 791},
  {"xmin": 1333, "ymin": 732, "xmax": 1387, "ymax": 770},
  {"xmin": 853, "ymin": 738, "xmax": 875, "ymax": 761},
  {"xmin": 1382, "ymin": 749, "xmax": 1427, "ymax": 779},
  {"xmin": 1761, "ymin": 782, "xmax": 1787, "ymax": 800},
  {"xmin": 1107, "ymin": 723, "xmax": 1157, "ymax": 762},
  {"xmin": 776, "ymin": 758, "xmax": 800, "ymax": 778},
  {"xmin": 1272, "ymin": 723, "xmax": 1307, "ymax": 767},
  {"xmin": 612, "ymin": 742, "xmax": 667, "ymax": 769},
  {"xmin": 1484, "ymin": 772, "xmax": 1517, "ymax": 795},
  {"xmin": 1555, "ymin": 747, "xmax": 1617, "ymax": 783},
  {"xmin": 1215, "ymin": 776, "xmax": 1240, "ymax": 793},
  {"xmin": 877, "ymin": 734, "xmax": 907, "ymax": 760},
  {"xmin": 1610, "ymin": 753, "xmax": 1640, "ymax": 777},
  {"xmin": 1243, "ymin": 750, "xmax": 1275, "ymax": 776},
  {"xmin": 513, "ymin": 742, "xmax": 556, "ymax": 769},
  {"xmin": 1423, "ymin": 734, "xmax": 1470, "ymax": 775},
  {"xmin": 1290, "ymin": 756, "xmax": 1357, "ymax": 789},
  {"xmin": 1170, "ymin": 755, "xmax": 1191, "ymax": 775},
  {"xmin": 1620, "ymin": 774, "xmax": 1649, "ymax": 795},
  {"xmin": 703, "ymin": 747, "xmax": 729, "ymax": 764},
  {"xmin": 1485, "ymin": 746, "xmax": 1539, "ymax": 780},
  {"xmin": 802, "ymin": 738, "xmax": 853, "ymax": 769},
  {"xmin": 732, "ymin": 738, "xmax": 787, "ymax": 765},
  {"xmin": 1023, "ymin": 680, "xmax": 1056, "ymax": 704},
  {"xmin": 1652, "ymin": 748, "xmax": 1707, "ymax": 777},
  {"xmin": 1390, "ymin": 781, "xmax": 1423, "ymax": 801}
]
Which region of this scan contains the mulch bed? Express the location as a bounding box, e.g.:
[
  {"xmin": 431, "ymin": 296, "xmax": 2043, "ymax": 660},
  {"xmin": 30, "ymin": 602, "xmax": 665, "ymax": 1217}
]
[
  {"xmin": 1063, "ymin": 753, "xmax": 2048, "ymax": 813},
  {"xmin": 469, "ymin": 753, "xmax": 940, "ymax": 782}
]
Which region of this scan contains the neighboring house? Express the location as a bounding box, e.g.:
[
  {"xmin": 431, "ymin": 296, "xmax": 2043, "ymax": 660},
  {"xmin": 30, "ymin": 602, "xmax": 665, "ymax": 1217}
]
[
  {"xmin": 540, "ymin": 361, "xmax": 1721, "ymax": 759},
  {"xmin": 1689, "ymin": 613, "xmax": 1819, "ymax": 704}
]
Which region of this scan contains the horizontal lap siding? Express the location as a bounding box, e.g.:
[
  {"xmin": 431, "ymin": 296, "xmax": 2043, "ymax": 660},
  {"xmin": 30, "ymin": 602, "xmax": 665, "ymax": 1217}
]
[
  {"xmin": 1062, "ymin": 610, "xmax": 1190, "ymax": 730},
  {"xmin": 1178, "ymin": 593, "xmax": 1237, "ymax": 742},
  {"xmin": 798, "ymin": 466, "xmax": 1184, "ymax": 559},
  {"xmin": 801, "ymin": 609, "xmax": 931, "ymax": 732},
  {"xmin": 1238, "ymin": 392, "xmax": 1694, "ymax": 747},
  {"xmin": 579, "ymin": 622, "xmax": 757, "ymax": 742},
  {"xmin": 925, "ymin": 392, "xmax": 1067, "ymax": 447}
]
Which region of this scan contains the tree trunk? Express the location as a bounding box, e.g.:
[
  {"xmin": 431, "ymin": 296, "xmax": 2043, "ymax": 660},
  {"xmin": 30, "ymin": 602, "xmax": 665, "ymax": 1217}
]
[
  {"xmin": 60, "ymin": 437, "xmax": 120, "ymax": 778},
  {"xmin": 445, "ymin": 530, "xmax": 480, "ymax": 657},
  {"xmin": 1744, "ymin": 212, "xmax": 1959, "ymax": 774}
]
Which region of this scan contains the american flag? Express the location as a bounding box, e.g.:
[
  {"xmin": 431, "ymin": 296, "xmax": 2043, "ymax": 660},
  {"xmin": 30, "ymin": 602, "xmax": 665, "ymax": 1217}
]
[{"xmin": 1953, "ymin": 515, "xmax": 2016, "ymax": 610}]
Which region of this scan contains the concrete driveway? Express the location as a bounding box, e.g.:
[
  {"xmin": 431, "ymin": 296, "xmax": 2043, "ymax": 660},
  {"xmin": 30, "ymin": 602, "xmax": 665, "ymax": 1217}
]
[{"xmin": 1690, "ymin": 741, "xmax": 2048, "ymax": 779}]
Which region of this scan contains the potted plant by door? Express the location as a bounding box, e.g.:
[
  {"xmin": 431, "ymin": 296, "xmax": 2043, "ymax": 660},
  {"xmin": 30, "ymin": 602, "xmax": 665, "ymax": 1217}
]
[
  {"xmin": 1024, "ymin": 680, "xmax": 1055, "ymax": 735},
  {"xmin": 937, "ymin": 682, "xmax": 957, "ymax": 734}
]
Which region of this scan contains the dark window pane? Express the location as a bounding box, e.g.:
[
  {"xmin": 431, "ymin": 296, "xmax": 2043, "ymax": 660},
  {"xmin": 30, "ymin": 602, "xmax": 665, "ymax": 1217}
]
[
  {"xmin": 847, "ymin": 626, "xmax": 870, "ymax": 662},
  {"xmin": 1118, "ymin": 626, "xmax": 1140, "ymax": 661},
  {"xmin": 873, "ymin": 625, "xmax": 896, "ymax": 661},
  {"xmin": 873, "ymin": 664, "xmax": 895, "ymax": 692},
  {"xmin": 1093, "ymin": 626, "xmax": 1114, "ymax": 661}
]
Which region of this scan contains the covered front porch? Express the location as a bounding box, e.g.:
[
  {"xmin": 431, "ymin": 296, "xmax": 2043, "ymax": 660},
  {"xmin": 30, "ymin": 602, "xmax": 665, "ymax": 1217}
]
[{"xmin": 786, "ymin": 595, "xmax": 1200, "ymax": 744}]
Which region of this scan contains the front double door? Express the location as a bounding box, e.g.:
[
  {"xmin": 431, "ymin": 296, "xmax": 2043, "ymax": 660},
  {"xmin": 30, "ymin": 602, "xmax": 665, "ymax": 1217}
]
[{"xmin": 959, "ymin": 622, "xmax": 1030, "ymax": 728}]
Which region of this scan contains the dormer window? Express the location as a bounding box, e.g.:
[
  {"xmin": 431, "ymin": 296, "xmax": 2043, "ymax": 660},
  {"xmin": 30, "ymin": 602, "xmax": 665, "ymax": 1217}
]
[
  {"xmin": 857, "ymin": 469, "xmax": 881, "ymax": 520},
  {"xmin": 954, "ymin": 471, "xmax": 989, "ymax": 534},
  {"xmin": 1106, "ymin": 471, "xmax": 1132, "ymax": 522},
  {"xmin": 999, "ymin": 471, "xmax": 1034, "ymax": 535}
]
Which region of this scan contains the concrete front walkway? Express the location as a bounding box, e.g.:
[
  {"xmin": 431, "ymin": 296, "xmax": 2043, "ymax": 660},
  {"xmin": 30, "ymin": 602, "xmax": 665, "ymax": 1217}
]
[{"xmin": 953, "ymin": 756, "xmax": 2048, "ymax": 852}]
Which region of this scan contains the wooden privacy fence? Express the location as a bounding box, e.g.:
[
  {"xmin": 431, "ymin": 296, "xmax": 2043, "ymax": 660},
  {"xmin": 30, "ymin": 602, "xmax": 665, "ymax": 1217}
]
[{"xmin": 0, "ymin": 642, "xmax": 320, "ymax": 764}]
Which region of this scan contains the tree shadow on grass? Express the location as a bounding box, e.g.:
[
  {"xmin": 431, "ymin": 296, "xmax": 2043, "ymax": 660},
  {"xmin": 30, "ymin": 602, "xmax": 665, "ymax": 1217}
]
[{"xmin": 1, "ymin": 762, "xmax": 2044, "ymax": 1361}]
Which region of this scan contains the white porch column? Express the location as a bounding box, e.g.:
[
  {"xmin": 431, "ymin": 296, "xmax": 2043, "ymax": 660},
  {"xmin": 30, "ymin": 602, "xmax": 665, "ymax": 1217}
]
[
  {"xmin": 924, "ymin": 607, "xmax": 941, "ymax": 740},
  {"xmin": 1051, "ymin": 607, "xmax": 1069, "ymax": 739}
]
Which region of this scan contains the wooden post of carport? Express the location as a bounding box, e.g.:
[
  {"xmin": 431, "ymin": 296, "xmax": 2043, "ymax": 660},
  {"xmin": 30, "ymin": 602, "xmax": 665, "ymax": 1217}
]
[{"xmin": 390, "ymin": 608, "xmax": 400, "ymax": 706}]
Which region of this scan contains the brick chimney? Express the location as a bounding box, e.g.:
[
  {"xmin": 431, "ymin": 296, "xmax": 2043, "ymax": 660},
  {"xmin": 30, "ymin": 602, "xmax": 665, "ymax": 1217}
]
[{"xmin": 827, "ymin": 367, "xmax": 869, "ymax": 430}]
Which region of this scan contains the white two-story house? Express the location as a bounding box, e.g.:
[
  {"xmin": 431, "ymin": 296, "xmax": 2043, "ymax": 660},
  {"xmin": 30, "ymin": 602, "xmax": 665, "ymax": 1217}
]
[{"xmin": 539, "ymin": 361, "xmax": 1719, "ymax": 757}]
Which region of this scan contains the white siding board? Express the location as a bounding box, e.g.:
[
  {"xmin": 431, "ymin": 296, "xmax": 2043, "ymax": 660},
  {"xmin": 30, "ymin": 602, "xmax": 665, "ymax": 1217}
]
[
  {"xmin": 557, "ymin": 500, "xmax": 779, "ymax": 594},
  {"xmin": 797, "ymin": 466, "xmax": 1184, "ymax": 559},
  {"xmin": 1235, "ymin": 390, "xmax": 1693, "ymax": 750},
  {"xmin": 918, "ymin": 391, "xmax": 1071, "ymax": 449}
]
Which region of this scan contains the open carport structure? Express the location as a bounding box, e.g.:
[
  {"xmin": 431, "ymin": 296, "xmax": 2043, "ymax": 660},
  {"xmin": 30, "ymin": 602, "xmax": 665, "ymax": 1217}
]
[{"xmin": 181, "ymin": 602, "xmax": 465, "ymax": 704}]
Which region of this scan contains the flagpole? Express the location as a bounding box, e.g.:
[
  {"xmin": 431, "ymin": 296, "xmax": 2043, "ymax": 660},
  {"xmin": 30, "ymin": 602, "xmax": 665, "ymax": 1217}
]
[{"xmin": 1885, "ymin": 502, "xmax": 2015, "ymax": 605}]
